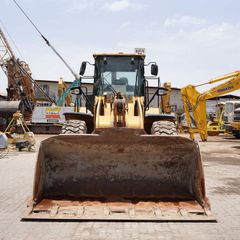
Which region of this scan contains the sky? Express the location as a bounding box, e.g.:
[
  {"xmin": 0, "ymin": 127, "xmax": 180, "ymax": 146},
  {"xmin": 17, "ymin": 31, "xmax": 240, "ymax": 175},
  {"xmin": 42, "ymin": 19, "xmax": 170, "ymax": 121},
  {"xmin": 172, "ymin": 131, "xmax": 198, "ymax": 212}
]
[{"xmin": 1, "ymin": 0, "xmax": 240, "ymax": 95}]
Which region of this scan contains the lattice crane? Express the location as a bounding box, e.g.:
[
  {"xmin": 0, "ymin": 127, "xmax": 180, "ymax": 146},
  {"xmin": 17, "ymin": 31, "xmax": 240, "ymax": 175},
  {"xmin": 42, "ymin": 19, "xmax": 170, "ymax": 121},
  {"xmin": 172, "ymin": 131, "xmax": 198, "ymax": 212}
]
[
  {"xmin": 0, "ymin": 27, "xmax": 55, "ymax": 116},
  {"xmin": 0, "ymin": 27, "xmax": 35, "ymax": 111}
]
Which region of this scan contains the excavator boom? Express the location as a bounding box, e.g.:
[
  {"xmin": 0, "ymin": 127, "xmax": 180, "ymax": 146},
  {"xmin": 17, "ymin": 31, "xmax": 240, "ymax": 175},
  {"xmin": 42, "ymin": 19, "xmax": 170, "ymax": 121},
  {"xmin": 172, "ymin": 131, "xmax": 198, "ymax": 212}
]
[{"xmin": 181, "ymin": 71, "xmax": 240, "ymax": 141}]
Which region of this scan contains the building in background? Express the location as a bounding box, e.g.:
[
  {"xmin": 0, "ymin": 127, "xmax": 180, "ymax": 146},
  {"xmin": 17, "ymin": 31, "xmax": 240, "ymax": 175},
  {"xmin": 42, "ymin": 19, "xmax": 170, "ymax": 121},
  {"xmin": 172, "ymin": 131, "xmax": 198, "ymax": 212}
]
[{"xmin": 34, "ymin": 80, "xmax": 59, "ymax": 102}]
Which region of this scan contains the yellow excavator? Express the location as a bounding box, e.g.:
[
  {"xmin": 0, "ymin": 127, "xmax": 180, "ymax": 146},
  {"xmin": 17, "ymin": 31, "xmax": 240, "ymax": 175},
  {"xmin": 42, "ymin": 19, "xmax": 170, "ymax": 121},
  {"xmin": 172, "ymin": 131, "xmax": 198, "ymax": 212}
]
[
  {"xmin": 207, "ymin": 102, "xmax": 225, "ymax": 136},
  {"xmin": 24, "ymin": 53, "xmax": 214, "ymax": 221},
  {"xmin": 57, "ymin": 77, "xmax": 72, "ymax": 106},
  {"xmin": 181, "ymin": 71, "xmax": 240, "ymax": 141}
]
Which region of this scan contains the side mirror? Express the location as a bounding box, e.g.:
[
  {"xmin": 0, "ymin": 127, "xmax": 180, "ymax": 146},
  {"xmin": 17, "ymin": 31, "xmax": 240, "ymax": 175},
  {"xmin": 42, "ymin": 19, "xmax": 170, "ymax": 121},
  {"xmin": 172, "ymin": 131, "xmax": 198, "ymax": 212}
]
[
  {"xmin": 151, "ymin": 64, "xmax": 158, "ymax": 76},
  {"xmin": 79, "ymin": 62, "xmax": 87, "ymax": 76}
]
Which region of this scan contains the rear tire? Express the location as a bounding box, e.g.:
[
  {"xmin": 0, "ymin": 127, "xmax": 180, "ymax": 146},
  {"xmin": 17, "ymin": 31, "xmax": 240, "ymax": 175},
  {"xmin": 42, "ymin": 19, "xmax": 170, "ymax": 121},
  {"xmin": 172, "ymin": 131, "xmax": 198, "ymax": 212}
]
[
  {"xmin": 207, "ymin": 131, "xmax": 220, "ymax": 136},
  {"xmin": 61, "ymin": 120, "xmax": 87, "ymax": 134},
  {"xmin": 151, "ymin": 121, "xmax": 177, "ymax": 136}
]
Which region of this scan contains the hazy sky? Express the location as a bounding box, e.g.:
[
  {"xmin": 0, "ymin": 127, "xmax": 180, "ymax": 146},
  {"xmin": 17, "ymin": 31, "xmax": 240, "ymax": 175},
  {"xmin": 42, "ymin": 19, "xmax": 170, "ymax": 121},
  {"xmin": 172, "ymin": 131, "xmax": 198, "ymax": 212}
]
[{"xmin": 1, "ymin": 0, "xmax": 240, "ymax": 95}]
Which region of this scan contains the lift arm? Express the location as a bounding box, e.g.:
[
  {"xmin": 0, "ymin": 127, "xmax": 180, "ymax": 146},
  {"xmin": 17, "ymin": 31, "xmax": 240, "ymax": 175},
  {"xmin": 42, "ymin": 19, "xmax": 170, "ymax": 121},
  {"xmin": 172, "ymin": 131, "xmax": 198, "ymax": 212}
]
[{"xmin": 181, "ymin": 71, "xmax": 240, "ymax": 141}]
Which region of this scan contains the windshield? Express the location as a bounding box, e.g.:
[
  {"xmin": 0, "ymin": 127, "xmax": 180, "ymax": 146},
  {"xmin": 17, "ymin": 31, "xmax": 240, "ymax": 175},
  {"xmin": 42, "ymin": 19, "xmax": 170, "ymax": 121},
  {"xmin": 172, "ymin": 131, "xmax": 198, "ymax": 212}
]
[{"xmin": 93, "ymin": 56, "xmax": 145, "ymax": 97}]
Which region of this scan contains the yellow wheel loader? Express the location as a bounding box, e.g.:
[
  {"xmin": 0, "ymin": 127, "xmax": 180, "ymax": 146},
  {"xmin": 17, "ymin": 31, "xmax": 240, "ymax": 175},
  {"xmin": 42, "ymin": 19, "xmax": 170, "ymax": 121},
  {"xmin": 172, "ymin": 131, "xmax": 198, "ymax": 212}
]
[{"xmin": 24, "ymin": 53, "xmax": 214, "ymax": 221}]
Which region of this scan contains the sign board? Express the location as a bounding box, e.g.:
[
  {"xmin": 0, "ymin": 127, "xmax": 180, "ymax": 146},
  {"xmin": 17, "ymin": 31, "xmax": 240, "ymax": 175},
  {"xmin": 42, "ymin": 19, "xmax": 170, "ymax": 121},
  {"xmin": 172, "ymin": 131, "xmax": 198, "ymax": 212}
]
[
  {"xmin": 45, "ymin": 107, "xmax": 61, "ymax": 120},
  {"xmin": 31, "ymin": 106, "xmax": 75, "ymax": 124},
  {"xmin": 135, "ymin": 48, "xmax": 146, "ymax": 55}
]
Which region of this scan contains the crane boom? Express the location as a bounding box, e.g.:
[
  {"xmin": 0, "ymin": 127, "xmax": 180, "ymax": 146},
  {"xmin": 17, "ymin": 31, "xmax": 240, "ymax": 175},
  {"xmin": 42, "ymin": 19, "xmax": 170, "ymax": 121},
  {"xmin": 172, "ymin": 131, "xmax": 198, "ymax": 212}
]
[
  {"xmin": 0, "ymin": 27, "xmax": 35, "ymax": 108},
  {"xmin": 12, "ymin": 0, "xmax": 80, "ymax": 81},
  {"xmin": 0, "ymin": 27, "xmax": 15, "ymax": 65}
]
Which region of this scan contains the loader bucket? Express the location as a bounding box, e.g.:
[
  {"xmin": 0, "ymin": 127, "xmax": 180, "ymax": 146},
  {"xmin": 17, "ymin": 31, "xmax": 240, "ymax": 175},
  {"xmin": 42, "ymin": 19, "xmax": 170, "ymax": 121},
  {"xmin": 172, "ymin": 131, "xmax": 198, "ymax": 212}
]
[{"xmin": 23, "ymin": 128, "xmax": 215, "ymax": 221}]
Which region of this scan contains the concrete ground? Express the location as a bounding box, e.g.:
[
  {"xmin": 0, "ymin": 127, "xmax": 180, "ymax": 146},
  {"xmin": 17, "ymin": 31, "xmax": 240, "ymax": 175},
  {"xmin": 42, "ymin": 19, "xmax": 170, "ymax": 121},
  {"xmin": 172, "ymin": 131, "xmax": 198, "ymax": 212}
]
[{"xmin": 0, "ymin": 134, "xmax": 239, "ymax": 240}]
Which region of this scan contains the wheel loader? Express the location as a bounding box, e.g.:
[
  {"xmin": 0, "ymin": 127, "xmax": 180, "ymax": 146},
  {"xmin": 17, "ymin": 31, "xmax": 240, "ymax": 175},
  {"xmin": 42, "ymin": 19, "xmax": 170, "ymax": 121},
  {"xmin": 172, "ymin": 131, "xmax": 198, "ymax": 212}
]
[{"xmin": 23, "ymin": 53, "xmax": 214, "ymax": 221}]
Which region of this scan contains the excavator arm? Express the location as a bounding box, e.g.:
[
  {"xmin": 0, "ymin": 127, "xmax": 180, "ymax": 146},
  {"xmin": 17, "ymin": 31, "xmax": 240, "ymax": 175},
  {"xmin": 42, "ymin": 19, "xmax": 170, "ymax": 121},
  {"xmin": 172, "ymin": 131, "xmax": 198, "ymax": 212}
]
[
  {"xmin": 181, "ymin": 71, "xmax": 240, "ymax": 141},
  {"xmin": 161, "ymin": 82, "xmax": 172, "ymax": 114}
]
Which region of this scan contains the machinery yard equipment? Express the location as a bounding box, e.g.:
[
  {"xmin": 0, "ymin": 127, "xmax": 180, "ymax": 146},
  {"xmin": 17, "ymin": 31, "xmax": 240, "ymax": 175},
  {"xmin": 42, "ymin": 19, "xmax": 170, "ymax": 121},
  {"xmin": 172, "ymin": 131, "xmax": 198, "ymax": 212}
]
[
  {"xmin": 207, "ymin": 102, "xmax": 225, "ymax": 136},
  {"xmin": 231, "ymin": 106, "xmax": 240, "ymax": 138},
  {"xmin": 0, "ymin": 27, "xmax": 54, "ymax": 118},
  {"xmin": 4, "ymin": 111, "xmax": 35, "ymax": 151},
  {"xmin": 1, "ymin": 20, "xmax": 73, "ymax": 133},
  {"xmin": 23, "ymin": 53, "xmax": 215, "ymax": 221},
  {"xmin": 223, "ymin": 101, "xmax": 240, "ymax": 131},
  {"xmin": 181, "ymin": 71, "xmax": 240, "ymax": 141}
]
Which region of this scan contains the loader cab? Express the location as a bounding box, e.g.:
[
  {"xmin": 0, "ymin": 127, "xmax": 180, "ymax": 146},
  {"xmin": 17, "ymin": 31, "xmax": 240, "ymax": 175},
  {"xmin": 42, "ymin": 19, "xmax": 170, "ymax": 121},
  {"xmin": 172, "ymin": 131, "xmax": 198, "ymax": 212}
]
[
  {"xmin": 76, "ymin": 53, "xmax": 164, "ymax": 132},
  {"xmin": 92, "ymin": 54, "xmax": 146, "ymax": 98}
]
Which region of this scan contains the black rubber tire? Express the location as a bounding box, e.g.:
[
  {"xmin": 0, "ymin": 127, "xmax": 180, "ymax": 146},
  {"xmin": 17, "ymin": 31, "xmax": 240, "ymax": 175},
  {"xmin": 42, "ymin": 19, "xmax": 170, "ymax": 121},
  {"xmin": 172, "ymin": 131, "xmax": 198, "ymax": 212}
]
[
  {"xmin": 61, "ymin": 120, "xmax": 87, "ymax": 134},
  {"xmin": 233, "ymin": 133, "xmax": 240, "ymax": 139},
  {"xmin": 151, "ymin": 121, "xmax": 177, "ymax": 136},
  {"xmin": 207, "ymin": 131, "xmax": 220, "ymax": 136}
]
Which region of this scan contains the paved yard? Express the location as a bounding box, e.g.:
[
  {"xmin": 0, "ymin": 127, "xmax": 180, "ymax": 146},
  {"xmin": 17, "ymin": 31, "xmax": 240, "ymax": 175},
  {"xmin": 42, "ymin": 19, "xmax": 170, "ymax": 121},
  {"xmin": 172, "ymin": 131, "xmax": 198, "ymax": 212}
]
[{"xmin": 0, "ymin": 134, "xmax": 239, "ymax": 240}]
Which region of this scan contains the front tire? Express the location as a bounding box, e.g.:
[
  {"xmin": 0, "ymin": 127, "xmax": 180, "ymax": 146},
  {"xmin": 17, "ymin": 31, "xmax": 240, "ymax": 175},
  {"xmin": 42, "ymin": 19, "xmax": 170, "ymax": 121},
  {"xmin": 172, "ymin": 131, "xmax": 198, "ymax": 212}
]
[
  {"xmin": 151, "ymin": 121, "xmax": 177, "ymax": 136},
  {"xmin": 61, "ymin": 120, "xmax": 87, "ymax": 134}
]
